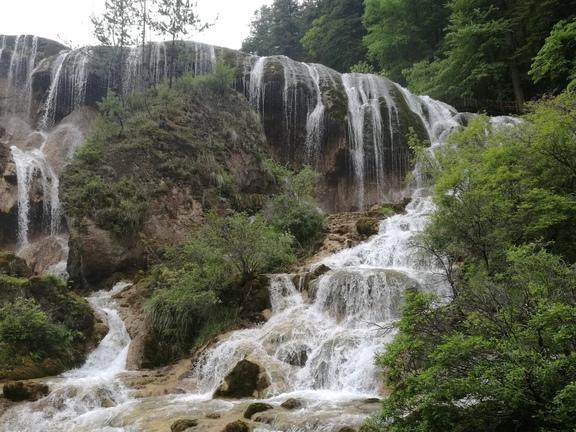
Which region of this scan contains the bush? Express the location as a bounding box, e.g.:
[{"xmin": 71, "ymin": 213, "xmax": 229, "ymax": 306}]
[
  {"xmin": 266, "ymin": 195, "xmax": 325, "ymax": 248},
  {"xmin": 0, "ymin": 298, "xmax": 73, "ymax": 358},
  {"xmin": 144, "ymin": 212, "xmax": 295, "ymax": 361}
]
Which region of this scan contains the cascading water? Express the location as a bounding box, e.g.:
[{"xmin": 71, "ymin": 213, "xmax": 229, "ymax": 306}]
[
  {"xmin": 4, "ymin": 35, "xmax": 38, "ymax": 116},
  {"xmin": 304, "ymin": 64, "xmax": 325, "ymax": 165},
  {"xmin": 0, "ymin": 35, "xmax": 6, "ymax": 64},
  {"xmin": 0, "ymin": 282, "xmax": 133, "ymax": 432},
  {"xmin": 39, "ymin": 50, "xmax": 71, "ymax": 130},
  {"xmin": 10, "ymin": 137, "xmax": 61, "ymax": 246}
]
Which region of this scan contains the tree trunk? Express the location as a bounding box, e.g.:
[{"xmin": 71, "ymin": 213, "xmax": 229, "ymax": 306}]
[{"xmin": 505, "ymin": 32, "xmax": 524, "ymax": 112}]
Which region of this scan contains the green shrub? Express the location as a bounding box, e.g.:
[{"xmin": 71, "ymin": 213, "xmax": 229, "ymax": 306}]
[
  {"xmin": 0, "ymin": 298, "xmax": 74, "ymax": 358},
  {"xmin": 266, "ymin": 195, "xmax": 325, "ymax": 248},
  {"xmin": 144, "ymin": 212, "xmax": 295, "ymax": 361}
]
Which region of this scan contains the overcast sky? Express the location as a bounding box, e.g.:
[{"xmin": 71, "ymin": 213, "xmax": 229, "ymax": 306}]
[{"xmin": 0, "ymin": 0, "xmax": 272, "ymax": 49}]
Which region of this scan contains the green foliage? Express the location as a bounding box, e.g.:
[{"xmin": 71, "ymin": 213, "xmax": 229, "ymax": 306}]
[
  {"xmin": 362, "ymin": 0, "xmax": 576, "ymax": 109},
  {"xmin": 0, "ymin": 298, "xmax": 74, "ymax": 359},
  {"xmin": 375, "ymin": 92, "xmax": 576, "ymax": 431},
  {"xmin": 262, "ymin": 160, "xmax": 326, "ymax": 249},
  {"xmin": 242, "ymin": 0, "xmax": 310, "ymax": 60},
  {"xmin": 192, "ymin": 61, "xmax": 235, "ymax": 95},
  {"xmin": 145, "ymin": 212, "xmax": 295, "ymax": 358},
  {"xmin": 301, "ymin": 0, "xmax": 367, "ymax": 72},
  {"xmin": 266, "ymin": 195, "xmax": 325, "ymax": 249},
  {"xmin": 363, "ymin": 0, "xmax": 449, "ymax": 84},
  {"xmin": 377, "ymin": 248, "xmax": 576, "ymax": 432},
  {"xmin": 530, "ymin": 19, "xmax": 576, "ymax": 91}
]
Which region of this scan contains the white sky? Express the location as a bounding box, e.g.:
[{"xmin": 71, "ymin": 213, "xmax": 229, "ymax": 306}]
[{"xmin": 0, "ymin": 0, "xmax": 273, "ymax": 50}]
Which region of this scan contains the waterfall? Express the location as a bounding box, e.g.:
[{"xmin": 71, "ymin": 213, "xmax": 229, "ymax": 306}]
[
  {"xmin": 149, "ymin": 41, "xmax": 168, "ymax": 85},
  {"xmin": 10, "ymin": 138, "xmax": 60, "ymax": 247},
  {"xmin": 304, "ymin": 64, "xmax": 325, "ymax": 165},
  {"xmin": 192, "ymin": 41, "xmax": 216, "ymax": 76},
  {"xmin": 0, "ymin": 282, "xmax": 133, "ymax": 431},
  {"xmin": 341, "ymin": 74, "xmax": 405, "ymax": 210},
  {"xmin": 249, "ymin": 56, "xmax": 267, "ymax": 114},
  {"xmin": 0, "ymin": 35, "xmax": 6, "ymax": 64},
  {"xmin": 39, "ymin": 50, "xmax": 71, "ymax": 130},
  {"xmin": 5, "ymin": 35, "xmax": 38, "ymax": 116}
]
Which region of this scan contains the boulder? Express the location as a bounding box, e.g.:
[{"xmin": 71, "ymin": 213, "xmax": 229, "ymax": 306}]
[
  {"xmin": 3, "ymin": 381, "xmax": 50, "ymax": 402},
  {"xmin": 280, "ymin": 398, "xmax": 303, "ymax": 410},
  {"xmin": 356, "ymin": 217, "xmax": 379, "ymax": 238},
  {"xmin": 67, "ymin": 220, "xmax": 143, "ymax": 290},
  {"xmin": 222, "ymin": 420, "xmax": 250, "ymax": 432},
  {"xmin": 171, "ymin": 418, "xmax": 199, "ymax": 432},
  {"xmin": 243, "ymin": 402, "xmax": 273, "ymax": 419},
  {"xmin": 337, "ymin": 427, "xmax": 356, "ymax": 432},
  {"xmin": 213, "ymin": 359, "xmax": 270, "ymax": 399}
]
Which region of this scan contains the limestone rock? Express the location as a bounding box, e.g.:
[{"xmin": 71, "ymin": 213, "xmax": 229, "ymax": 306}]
[
  {"xmin": 171, "ymin": 418, "xmax": 199, "ymax": 432},
  {"xmin": 67, "ymin": 220, "xmax": 143, "ymax": 290},
  {"xmin": 243, "ymin": 402, "xmax": 273, "ymax": 419},
  {"xmin": 213, "ymin": 359, "xmax": 270, "ymax": 399},
  {"xmin": 3, "ymin": 381, "xmax": 50, "ymax": 402},
  {"xmin": 222, "ymin": 420, "xmax": 250, "ymax": 432}
]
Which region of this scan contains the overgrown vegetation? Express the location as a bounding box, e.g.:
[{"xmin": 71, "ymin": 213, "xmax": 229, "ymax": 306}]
[
  {"xmin": 61, "ymin": 65, "xmax": 265, "ymax": 240},
  {"xmin": 142, "ymin": 159, "xmax": 325, "ymax": 364},
  {"xmin": 371, "ymin": 91, "xmax": 576, "ymax": 431},
  {"xmin": 0, "ymin": 270, "xmax": 94, "ymax": 380},
  {"xmin": 143, "ymin": 213, "xmax": 295, "ymax": 363}
]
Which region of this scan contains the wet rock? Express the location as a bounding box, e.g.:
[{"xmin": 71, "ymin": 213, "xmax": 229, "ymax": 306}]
[
  {"xmin": 3, "ymin": 381, "xmax": 50, "ymax": 402},
  {"xmin": 252, "ymin": 414, "xmax": 275, "ymax": 425},
  {"xmin": 281, "ymin": 398, "xmax": 303, "ymax": 410},
  {"xmin": 279, "ymin": 346, "xmax": 308, "ymax": 367},
  {"xmin": 171, "ymin": 418, "xmax": 199, "ymax": 432},
  {"xmin": 364, "ymin": 398, "xmax": 381, "ymax": 404},
  {"xmin": 337, "ymin": 427, "xmax": 356, "ymax": 432},
  {"xmin": 206, "ymin": 412, "xmax": 221, "ymax": 419},
  {"xmin": 0, "ymin": 251, "xmax": 32, "ymax": 277},
  {"xmin": 261, "ymin": 309, "xmax": 272, "ymax": 320},
  {"xmin": 213, "ymin": 359, "xmax": 270, "ymax": 399},
  {"xmin": 222, "ymin": 420, "xmax": 250, "ymax": 432},
  {"xmin": 243, "ymin": 402, "xmax": 273, "ymax": 419},
  {"xmin": 310, "ymin": 264, "xmax": 331, "ymax": 281},
  {"xmin": 356, "ymin": 217, "xmax": 379, "ymax": 238}
]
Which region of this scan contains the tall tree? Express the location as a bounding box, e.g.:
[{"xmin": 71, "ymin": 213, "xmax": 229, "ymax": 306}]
[
  {"xmin": 363, "ymin": 0, "xmax": 449, "ymax": 82},
  {"xmin": 91, "ymin": 0, "xmax": 138, "ymax": 96},
  {"xmin": 242, "ymin": 0, "xmax": 311, "ymax": 61},
  {"xmin": 301, "ymin": 0, "xmax": 367, "ymax": 72},
  {"xmin": 151, "ymin": 0, "xmax": 209, "ymax": 87}
]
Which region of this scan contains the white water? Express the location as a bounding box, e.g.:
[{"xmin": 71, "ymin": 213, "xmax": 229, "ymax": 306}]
[
  {"xmin": 10, "ymin": 136, "xmax": 61, "ymax": 246},
  {"xmin": 39, "ymin": 50, "xmax": 71, "ymax": 130},
  {"xmin": 4, "ymin": 35, "xmax": 38, "ymax": 116},
  {"xmin": 0, "ymin": 282, "xmax": 133, "ymax": 432},
  {"xmin": 191, "ymin": 93, "xmax": 459, "ymax": 406}
]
